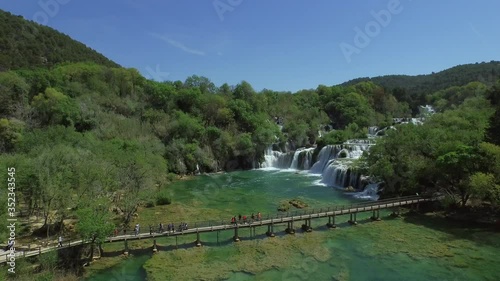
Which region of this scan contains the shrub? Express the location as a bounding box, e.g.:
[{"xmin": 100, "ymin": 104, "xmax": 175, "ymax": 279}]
[{"xmin": 156, "ymin": 191, "xmax": 172, "ymax": 206}]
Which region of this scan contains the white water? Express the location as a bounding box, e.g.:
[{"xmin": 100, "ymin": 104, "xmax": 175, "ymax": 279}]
[
  {"xmin": 262, "ymin": 147, "xmax": 315, "ymax": 170},
  {"xmin": 261, "ymin": 142, "xmax": 378, "ymax": 200}
]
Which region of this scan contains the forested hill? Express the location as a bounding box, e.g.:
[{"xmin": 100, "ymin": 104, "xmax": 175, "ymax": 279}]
[
  {"xmin": 341, "ymin": 61, "xmax": 500, "ymax": 104},
  {"xmin": 0, "ymin": 10, "xmax": 119, "ymax": 70}
]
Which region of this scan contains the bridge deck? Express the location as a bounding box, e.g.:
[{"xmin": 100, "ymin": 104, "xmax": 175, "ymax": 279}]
[{"xmin": 0, "ymin": 196, "xmax": 431, "ymax": 263}]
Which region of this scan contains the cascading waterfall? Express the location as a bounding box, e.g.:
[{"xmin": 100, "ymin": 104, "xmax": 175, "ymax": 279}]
[
  {"xmin": 262, "ymin": 146, "xmax": 315, "ymax": 170},
  {"xmin": 261, "ymin": 140, "xmax": 378, "ymax": 200},
  {"xmin": 310, "ymin": 143, "xmax": 371, "ymax": 189}
]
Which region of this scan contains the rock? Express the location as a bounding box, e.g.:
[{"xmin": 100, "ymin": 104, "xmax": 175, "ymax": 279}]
[
  {"xmin": 344, "ymin": 186, "xmax": 356, "ymax": 192},
  {"xmin": 289, "ymin": 199, "xmax": 308, "ymax": 209},
  {"xmin": 278, "ymin": 201, "xmax": 291, "ymax": 212}
]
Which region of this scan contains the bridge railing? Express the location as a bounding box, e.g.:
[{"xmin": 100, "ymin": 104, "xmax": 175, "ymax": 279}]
[
  {"xmin": 0, "ymin": 195, "xmax": 430, "ymax": 261},
  {"xmin": 107, "ymin": 195, "xmax": 426, "ymax": 235}
]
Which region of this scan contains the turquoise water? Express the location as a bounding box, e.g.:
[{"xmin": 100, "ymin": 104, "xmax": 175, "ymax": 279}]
[{"xmin": 86, "ymin": 170, "xmax": 500, "ymax": 281}]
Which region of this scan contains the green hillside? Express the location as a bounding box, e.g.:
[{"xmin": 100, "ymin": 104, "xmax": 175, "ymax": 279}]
[
  {"xmin": 341, "ymin": 61, "xmax": 500, "ymax": 110},
  {"xmin": 0, "ymin": 10, "xmax": 119, "ymax": 70}
]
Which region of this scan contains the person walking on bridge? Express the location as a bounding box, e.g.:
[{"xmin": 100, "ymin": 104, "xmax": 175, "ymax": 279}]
[{"xmin": 58, "ymin": 236, "xmax": 63, "ymax": 247}]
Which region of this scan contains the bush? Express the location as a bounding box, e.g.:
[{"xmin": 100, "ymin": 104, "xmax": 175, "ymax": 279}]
[
  {"xmin": 156, "ymin": 191, "xmax": 172, "ymax": 206},
  {"xmin": 441, "ymin": 194, "xmax": 459, "ymax": 210},
  {"xmin": 144, "ymin": 200, "xmax": 156, "ymax": 208}
]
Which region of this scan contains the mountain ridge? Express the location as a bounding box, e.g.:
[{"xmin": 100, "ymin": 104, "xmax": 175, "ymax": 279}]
[{"xmin": 0, "ymin": 9, "xmax": 119, "ymax": 71}]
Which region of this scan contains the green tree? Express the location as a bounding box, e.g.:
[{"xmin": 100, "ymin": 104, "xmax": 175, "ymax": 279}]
[
  {"xmin": 32, "ymin": 88, "xmax": 80, "ymax": 126},
  {"xmin": 76, "ymin": 200, "xmax": 115, "ymax": 261}
]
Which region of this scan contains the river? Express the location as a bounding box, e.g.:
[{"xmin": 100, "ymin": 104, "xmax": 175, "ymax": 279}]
[{"xmin": 85, "ymin": 169, "xmax": 500, "ymax": 281}]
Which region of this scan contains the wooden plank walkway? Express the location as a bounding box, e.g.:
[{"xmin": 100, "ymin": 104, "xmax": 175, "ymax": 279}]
[{"xmin": 0, "ymin": 195, "xmax": 432, "ymax": 263}]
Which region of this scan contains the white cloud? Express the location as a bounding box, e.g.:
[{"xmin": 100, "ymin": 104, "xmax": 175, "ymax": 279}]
[
  {"xmin": 469, "ymin": 23, "xmax": 481, "ymax": 37},
  {"xmin": 150, "ymin": 32, "xmax": 205, "ymax": 56}
]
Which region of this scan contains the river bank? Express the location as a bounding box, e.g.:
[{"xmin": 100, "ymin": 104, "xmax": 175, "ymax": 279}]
[{"xmin": 83, "ymin": 170, "xmax": 500, "ymax": 281}]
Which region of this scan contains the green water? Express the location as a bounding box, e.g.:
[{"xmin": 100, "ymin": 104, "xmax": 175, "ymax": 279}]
[{"xmin": 86, "ymin": 170, "xmax": 500, "ymax": 281}]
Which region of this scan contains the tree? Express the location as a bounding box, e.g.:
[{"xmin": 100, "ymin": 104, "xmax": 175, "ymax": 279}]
[
  {"xmin": 233, "ymin": 81, "xmax": 255, "ymax": 101},
  {"xmin": 0, "ymin": 71, "xmax": 29, "ymax": 117},
  {"xmin": 76, "ymin": 200, "xmax": 115, "ymax": 261},
  {"xmin": 437, "ymin": 145, "xmax": 485, "ymax": 207},
  {"xmin": 0, "ymin": 118, "xmax": 24, "ymax": 152},
  {"xmin": 31, "ymin": 87, "xmax": 80, "ymax": 127},
  {"xmin": 324, "ymin": 92, "xmax": 375, "ymax": 129},
  {"xmin": 34, "ymin": 145, "xmax": 80, "ymax": 237},
  {"xmin": 184, "ymin": 75, "xmax": 217, "ymax": 94}
]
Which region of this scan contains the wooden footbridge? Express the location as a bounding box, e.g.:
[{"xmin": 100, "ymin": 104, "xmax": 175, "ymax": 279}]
[{"xmin": 0, "ymin": 195, "xmax": 432, "ymax": 263}]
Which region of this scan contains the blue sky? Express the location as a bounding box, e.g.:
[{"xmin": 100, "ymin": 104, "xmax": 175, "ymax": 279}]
[{"xmin": 1, "ymin": 0, "xmax": 499, "ymax": 92}]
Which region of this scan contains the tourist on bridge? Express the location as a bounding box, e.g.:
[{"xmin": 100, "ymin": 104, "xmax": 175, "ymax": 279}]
[
  {"xmin": 149, "ymin": 225, "xmax": 153, "ymax": 235},
  {"xmin": 114, "ymin": 228, "xmax": 118, "ymax": 236},
  {"xmin": 257, "ymin": 212, "xmax": 262, "ymax": 221},
  {"xmin": 159, "ymin": 223, "xmax": 164, "ymax": 233},
  {"xmin": 58, "ymin": 236, "xmax": 63, "ymax": 247},
  {"xmin": 251, "ymin": 213, "xmax": 255, "ymax": 221},
  {"xmin": 6, "ymin": 239, "xmax": 14, "ymax": 250},
  {"xmin": 238, "ymin": 214, "xmax": 242, "ymax": 222},
  {"xmin": 231, "ymin": 216, "xmax": 236, "ymax": 225},
  {"xmin": 243, "ymin": 215, "xmax": 247, "ymax": 224}
]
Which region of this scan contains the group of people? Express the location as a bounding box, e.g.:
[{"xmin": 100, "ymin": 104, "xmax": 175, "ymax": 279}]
[
  {"xmin": 231, "ymin": 212, "xmax": 262, "ymax": 225},
  {"xmin": 111, "ymin": 222, "xmax": 190, "ymax": 237},
  {"xmin": 157, "ymin": 222, "xmax": 188, "ymax": 233},
  {"xmin": 159, "ymin": 223, "xmax": 180, "ymax": 233},
  {"xmin": 113, "ymin": 213, "xmax": 270, "ymax": 237}
]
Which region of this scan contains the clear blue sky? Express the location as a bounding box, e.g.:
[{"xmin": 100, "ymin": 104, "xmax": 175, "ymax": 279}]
[{"xmin": 1, "ymin": 0, "xmax": 499, "ymax": 92}]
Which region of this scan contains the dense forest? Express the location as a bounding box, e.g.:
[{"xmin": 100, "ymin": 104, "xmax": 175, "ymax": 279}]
[
  {"xmin": 341, "ymin": 61, "xmax": 500, "ymax": 113},
  {"xmin": 0, "ymin": 10, "xmax": 499, "ymax": 274},
  {"xmin": 0, "ymin": 10, "xmax": 119, "ymax": 71}
]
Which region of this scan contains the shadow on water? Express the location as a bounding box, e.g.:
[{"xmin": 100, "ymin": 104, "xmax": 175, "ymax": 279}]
[
  {"xmin": 402, "ymin": 212, "xmax": 500, "ymax": 248},
  {"xmin": 86, "ymin": 253, "xmax": 150, "ymax": 281}
]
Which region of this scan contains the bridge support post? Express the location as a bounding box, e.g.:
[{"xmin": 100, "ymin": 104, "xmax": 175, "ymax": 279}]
[
  {"xmin": 195, "ymin": 232, "xmax": 202, "ymax": 247},
  {"xmin": 371, "ymin": 210, "xmax": 381, "ymax": 221},
  {"xmin": 266, "ymin": 224, "xmax": 275, "ymax": 237},
  {"xmin": 327, "ymin": 215, "xmax": 337, "ymax": 228},
  {"xmin": 123, "ymin": 239, "xmax": 129, "ymax": 256},
  {"xmin": 249, "ymin": 226, "xmax": 256, "ymax": 238},
  {"xmin": 302, "ymin": 219, "xmax": 312, "ymax": 232},
  {"xmin": 391, "ymin": 206, "xmax": 401, "ymax": 217},
  {"xmin": 286, "ymin": 221, "xmax": 295, "ymax": 234},
  {"xmin": 153, "ymin": 239, "xmax": 158, "ymax": 253},
  {"xmin": 233, "ymin": 226, "xmax": 240, "ymax": 242},
  {"xmin": 349, "ymin": 213, "xmax": 358, "ymax": 225}
]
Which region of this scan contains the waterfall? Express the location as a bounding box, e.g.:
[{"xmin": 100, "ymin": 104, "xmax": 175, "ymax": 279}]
[
  {"xmin": 309, "ymin": 144, "xmax": 370, "ymax": 189},
  {"xmin": 368, "ymin": 126, "xmax": 379, "ymax": 136},
  {"xmin": 262, "ymin": 146, "xmax": 315, "ymax": 170},
  {"xmin": 352, "ymin": 183, "xmax": 379, "ymax": 200},
  {"xmin": 261, "ymin": 147, "xmax": 294, "ymax": 169},
  {"xmin": 260, "ymin": 141, "xmax": 376, "ymax": 197},
  {"xmin": 290, "ymin": 149, "xmax": 302, "ymax": 170}
]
